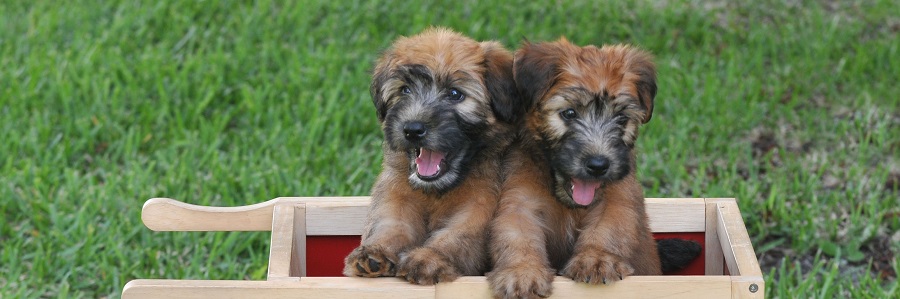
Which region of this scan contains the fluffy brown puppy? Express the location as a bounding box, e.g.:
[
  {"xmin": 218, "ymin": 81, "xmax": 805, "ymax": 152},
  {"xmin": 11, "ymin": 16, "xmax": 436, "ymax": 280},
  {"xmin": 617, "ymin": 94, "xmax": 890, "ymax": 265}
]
[
  {"xmin": 343, "ymin": 28, "xmax": 518, "ymax": 285},
  {"xmin": 488, "ymin": 39, "xmax": 660, "ymax": 298}
]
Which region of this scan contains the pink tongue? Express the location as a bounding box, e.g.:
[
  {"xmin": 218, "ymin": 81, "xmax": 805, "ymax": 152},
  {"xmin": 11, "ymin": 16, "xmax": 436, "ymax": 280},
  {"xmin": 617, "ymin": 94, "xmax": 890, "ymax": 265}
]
[
  {"xmin": 572, "ymin": 179, "xmax": 601, "ymax": 206},
  {"xmin": 415, "ymin": 148, "xmax": 445, "ymax": 177}
]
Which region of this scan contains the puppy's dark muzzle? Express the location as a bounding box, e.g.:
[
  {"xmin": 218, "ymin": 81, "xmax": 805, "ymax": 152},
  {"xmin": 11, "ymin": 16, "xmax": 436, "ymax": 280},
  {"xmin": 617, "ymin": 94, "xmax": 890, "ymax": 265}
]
[
  {"xmin": 403, "ymin": 121, "xmax": 427, "ymax": 141},
  {"xmin": 585, "ymin": 156, "xmax": 610, "ymax": 177}
]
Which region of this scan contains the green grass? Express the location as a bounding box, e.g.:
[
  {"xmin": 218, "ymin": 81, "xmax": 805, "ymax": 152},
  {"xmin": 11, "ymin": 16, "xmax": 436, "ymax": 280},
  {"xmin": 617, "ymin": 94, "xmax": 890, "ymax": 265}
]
[{"xmin": 1, "ymin": 0, "xmax": 897, "ymax": 297}]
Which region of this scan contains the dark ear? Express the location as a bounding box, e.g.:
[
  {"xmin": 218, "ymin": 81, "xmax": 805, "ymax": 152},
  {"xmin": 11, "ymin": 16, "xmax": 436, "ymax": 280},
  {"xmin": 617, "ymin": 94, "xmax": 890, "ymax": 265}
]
[
  {"xmin": 627, "ymin": 49, "xmax": 657, "ymax": 124},
  {"xmin": 369, "ymin": 54, "xmax": 393, "ymax": 123},
  {"xmin": 513, "ymin": 41, "xmax": 562, "ymax": 110},
  {"xmin": 480, "ymin": 41, "xmax": 518, "ymax": 124}
]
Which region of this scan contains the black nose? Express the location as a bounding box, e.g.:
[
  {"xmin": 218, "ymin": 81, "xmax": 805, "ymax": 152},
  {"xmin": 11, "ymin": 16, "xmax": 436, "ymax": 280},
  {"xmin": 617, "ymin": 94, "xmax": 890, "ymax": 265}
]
[
  {"xmin": 585, "ymin": 156, "xmax": 610, "ymax": 177},
  {"xmin": 403, "ymin": 122, "xmax": 427, "ymax": 141}
]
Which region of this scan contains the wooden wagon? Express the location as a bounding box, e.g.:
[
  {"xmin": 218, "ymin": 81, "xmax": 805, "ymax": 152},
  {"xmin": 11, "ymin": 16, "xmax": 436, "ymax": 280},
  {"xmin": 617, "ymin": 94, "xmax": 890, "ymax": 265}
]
[{"xmin": 122, "ymin": 197, "xmax": 764, "ymax": 298}]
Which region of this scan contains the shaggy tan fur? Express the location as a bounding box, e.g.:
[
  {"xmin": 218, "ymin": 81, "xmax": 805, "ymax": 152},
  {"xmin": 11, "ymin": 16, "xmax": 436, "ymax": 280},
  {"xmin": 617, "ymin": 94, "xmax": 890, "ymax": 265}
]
[
  {"xmin": 344, "ymin": 28, "xmax": 518, "ymax": 285},
  {"xmin": 488, "ymin": 39, "xmax": 661, "ymax": 299}
]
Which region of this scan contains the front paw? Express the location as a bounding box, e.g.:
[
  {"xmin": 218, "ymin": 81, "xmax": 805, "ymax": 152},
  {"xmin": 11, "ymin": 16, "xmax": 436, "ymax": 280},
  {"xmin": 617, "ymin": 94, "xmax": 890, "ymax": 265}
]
[
  {"xmin": 486, "ymin": 265, "xmax": 554, "ymax": 299},
  {"xmin": 343, "ymin": 244, "xmax": 399, "ymax": 277},
  {"xmin": 561, "ymin": 250, "xmax": 634, "ymax": 285},
  {"xmin": 397, "ymin": 247, "xmax": 460, "ymax": 285}
]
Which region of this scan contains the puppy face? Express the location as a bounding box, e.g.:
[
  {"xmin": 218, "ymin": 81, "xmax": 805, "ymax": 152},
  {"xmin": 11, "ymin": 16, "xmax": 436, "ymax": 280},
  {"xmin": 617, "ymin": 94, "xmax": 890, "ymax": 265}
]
[
  {"xmin": 370, "ymin": 28, "xmax": 516, "ymax": 193},
  {"xmin": 514, "ymin": 39, "xmax": 656, "ymax": 208}
]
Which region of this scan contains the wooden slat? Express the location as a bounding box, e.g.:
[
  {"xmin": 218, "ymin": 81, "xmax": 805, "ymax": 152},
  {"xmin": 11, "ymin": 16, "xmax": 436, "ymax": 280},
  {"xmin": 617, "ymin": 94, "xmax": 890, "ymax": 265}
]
[
  {"xmin": 434, "ymin": 276, "xmax": 493, "ymax": 298},
  {"xmin": 267, "ymin": 204, "xmax": 297, "ymax": 279},
  {"xmin": 301, "ymin": 198, "xmax": 706, "ymax": 235},
  {"xmin": 122, "ymin": 278, "xmax": 434, "ymax": 299},
  {"xmin": 645, "ymin": 198, "xmax": 706, "ymax": 233},
  {"xmin": 301, "ymin": 198, "xmax": 708, "ymax": 236},
  {"xmin": 123, "ymin": 276, "xmax": 736, "ymax": 299},
  {"xmin": 715, "ymin": 201, "xmax": 762, "ymax": 276},
  {"xmin": 140, "ymin": 197, "xmax": 370, "ymax": 232},
  {"xmin": 550, "ymin": 276, "xmax": 733, "ymax": 299},
  {"xmin": 142, "ymin": 197, "xmax": 709, "ymax": 234},
  {"xmin": 143, "ymin": 197, "xmax": 714, "ymax": 233},
  {"xmin": 714, "ymin": 200, "xmax": 764, "ymax": 299},
  {"xmin": 293, "ymin": 205, "xmax": 307, "ymax": 277},
  {"xmin": 305, "ymin": 200, "xmax": 368, "ymax": 235},
  {"xmin": 704, "ymin": 198, "xmax": 729, "ymax": 275},
  {"xmin": 437, "ymin": 276, "xmax": 733, "ymax": 299},
  {"xmin": 142, "ymin": 198, "xmax": 280, "ymax": 231}
]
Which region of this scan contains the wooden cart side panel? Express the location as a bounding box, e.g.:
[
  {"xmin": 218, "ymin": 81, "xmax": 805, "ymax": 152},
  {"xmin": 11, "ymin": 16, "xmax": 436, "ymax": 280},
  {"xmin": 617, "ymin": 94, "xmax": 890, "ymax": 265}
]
[
  {"xmin": 715, "ymin": 201, "xmax": 762, "ymax": 277},
  {"xmin": 142, "ymin": 198, "xmax": 280, "ymax": 231},
  {"xmin": 645, "ymin": 198, "xmax": 706, "ymax": 233},
  {"xmin": 302, "ymin": 197, "xmax": 708, "ymax": 235},
  {"xmin": 438, "ymin": 276, "xmax": 733, "ymax": 299},
  {"xmin": 715, "ymin": 200, "xmax": 765, "ymax": 299},
  {"xmin": 704, "ymin": 198, "xmax": 731, "ymax": 275},
  {"xmin": 141, "ymin": 197, "xmax": 371, "ymax": 232},
  {"xmin": 122, "ymin": 278, "xmax": 434, "ymax": 299},
  {"xmin": 123, "ymin": 276, "xmax": 735, "ymax": 299},
  {"xmin": 305, "ymin": 202, "xmax": 368, "ymax": 235},
  {"xmin": 130, "ymin": 197, "xmax": 766, "ymax": 298},
  {"xmin": 267, "ymin": 204, "xmax": 299, "ymax": 279},
  {"xmin": 141, "ymin": 197, "xmax": 709, "ymax": 234}
]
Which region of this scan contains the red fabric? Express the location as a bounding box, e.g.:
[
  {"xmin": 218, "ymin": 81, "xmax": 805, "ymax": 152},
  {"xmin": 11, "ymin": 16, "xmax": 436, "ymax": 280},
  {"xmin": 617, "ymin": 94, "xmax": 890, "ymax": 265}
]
[
  {"xmin": 305, "ymin": 232, "xmax": 707, "ymax": 277},
  {"xmin": 306, "ymin": 236, "xmax": 361, "ymax": 277}
]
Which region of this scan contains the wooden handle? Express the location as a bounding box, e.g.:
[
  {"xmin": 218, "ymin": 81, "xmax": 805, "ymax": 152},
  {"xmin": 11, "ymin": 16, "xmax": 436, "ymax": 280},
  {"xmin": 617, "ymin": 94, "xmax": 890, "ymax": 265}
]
[{"xmin": 141, "ymin": 198, "xmax": 282, "ymax": 231}]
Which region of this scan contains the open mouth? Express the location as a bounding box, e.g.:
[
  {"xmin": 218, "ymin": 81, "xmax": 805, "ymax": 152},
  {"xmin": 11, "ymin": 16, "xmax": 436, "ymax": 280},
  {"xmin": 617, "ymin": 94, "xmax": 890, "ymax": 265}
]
[
  {"xmin": 566, "ymin": 178, "xmax": 602, "ymax": 206},
  {"xmin": 414, "ymin": 148, "xmax": 450, "ymax": 181}
]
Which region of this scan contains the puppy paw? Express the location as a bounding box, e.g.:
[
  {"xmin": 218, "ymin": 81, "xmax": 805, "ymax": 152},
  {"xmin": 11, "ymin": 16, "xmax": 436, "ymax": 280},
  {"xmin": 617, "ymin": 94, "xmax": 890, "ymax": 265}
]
[
  {"xmin": 397, "ymin": 247, "xmax": 460, "ymax": 285},
  {"xmin": 486, "ymin": 265, "xmax": 554, "ymax": 299},
  {"xmin": 561, "ymin": 250, "xmax": 634, "ymax": 285},
  {"xmin": 343, "ymin": 245, "xmax": 399, "ymax": 277}
]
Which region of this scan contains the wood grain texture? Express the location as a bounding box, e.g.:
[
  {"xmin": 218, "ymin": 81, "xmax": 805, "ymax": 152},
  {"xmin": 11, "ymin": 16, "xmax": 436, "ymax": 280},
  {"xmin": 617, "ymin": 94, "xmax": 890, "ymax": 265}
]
[
  {"xmin": 123, "ymin": 276, "xmax": 741, "ymax": 299},
  {"xmin": 731, "ymin": 276, "xmax": 765, "ymax": 299},
  {"xmin": 645, "ymin": 197, "xmax": 706, "ymax": 233},
  {"xmin": 715, "ymin": 200, "xmax": 765, "ymax": 299},
  {"xmin": 142, "ymin": 197, "xmax": 704, "ymax": 234},
  {"xmin": 292, "ymin": 205, "xmax": 307, "ymax": 277},
  {"xmin": 122, "ymin": 278, "xmax": 434, "ymax": 299},
  {"xmin": 705, "ymin": 198, "xmax": 729, "ymax": 275},
  {"xmin": 142, "ymin": 197, "xmax": 280, "ymax": 231},
  {"xmin": 715, "ymin": 201, "xmax": 762, "ymax": 276},
  {"xmin": 141, "ymin": 197, "xmax": 370, "ymax": 233},
  {"xmin": 438, "ymin": 276, "xmax": 736, "ymax": 299},
  {"xmin": 267, "ymin": 204, "xmax": 297, "ymax": 279}
]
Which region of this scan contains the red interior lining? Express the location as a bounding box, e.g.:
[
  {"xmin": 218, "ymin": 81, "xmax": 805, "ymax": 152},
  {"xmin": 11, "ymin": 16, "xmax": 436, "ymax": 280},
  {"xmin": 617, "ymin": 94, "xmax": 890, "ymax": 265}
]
[{"xmin": 306, "ymin": 233, "xmax": 707, "ymax": 277}]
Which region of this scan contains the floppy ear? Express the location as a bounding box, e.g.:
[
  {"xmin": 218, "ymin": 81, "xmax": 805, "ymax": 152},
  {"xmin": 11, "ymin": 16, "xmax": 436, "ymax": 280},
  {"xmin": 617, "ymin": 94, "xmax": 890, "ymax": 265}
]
[
  {"xmin": 479, "ymin": 41, "xmax": 518, "ymax": 124},
  {"xmin": 369, "ymin": 54, "xmax": 394, "ymax": 123},
  {"xmin": 513, "ymin": 41, "xmax": 562, "ymax": 110},
  {"xmin": 625, "ymin": 48, "xmax": 657, "ymax": 124}
]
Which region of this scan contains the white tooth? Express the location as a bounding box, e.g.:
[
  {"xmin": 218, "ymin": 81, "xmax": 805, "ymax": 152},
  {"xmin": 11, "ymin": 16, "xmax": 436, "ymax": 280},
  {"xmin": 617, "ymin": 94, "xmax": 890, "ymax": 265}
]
[{"xmin": 571, "ymin": 184, "xmax": 575, "ymax": 192}]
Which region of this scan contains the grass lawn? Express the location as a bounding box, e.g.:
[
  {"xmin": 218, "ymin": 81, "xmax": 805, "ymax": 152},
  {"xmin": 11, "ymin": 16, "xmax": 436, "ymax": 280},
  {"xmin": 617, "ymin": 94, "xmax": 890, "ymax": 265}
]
[{"xmin": 1, "ymin": 0, "xmax": 897, "ymax": 297}]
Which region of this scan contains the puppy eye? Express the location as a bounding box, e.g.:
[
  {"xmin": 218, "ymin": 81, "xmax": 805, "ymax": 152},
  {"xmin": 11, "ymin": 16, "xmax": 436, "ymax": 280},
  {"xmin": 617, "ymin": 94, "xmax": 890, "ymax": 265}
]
[
  {"xmin": 401, "ymin": 86, "xmax": 411, "ymax": 94},
  {"xmin": 560, "ymin": 109, "xmax": 578, "ymax": 120},
  {"xmin": 448, "ymin": 88, "xmax": 465, "ymax": 102},
  {"xmin": 615, "ymin": 114, "xmax": 629, "ymax": 126}
]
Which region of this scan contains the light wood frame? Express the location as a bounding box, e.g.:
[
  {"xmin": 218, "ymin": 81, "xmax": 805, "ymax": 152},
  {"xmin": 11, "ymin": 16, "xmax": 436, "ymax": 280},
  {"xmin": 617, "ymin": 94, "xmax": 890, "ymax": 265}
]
[{"xmin": 122, "ymin": 197, "xmax": 764, "ymax": 298}]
